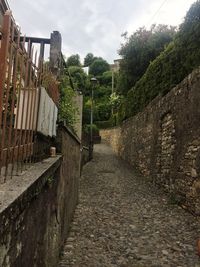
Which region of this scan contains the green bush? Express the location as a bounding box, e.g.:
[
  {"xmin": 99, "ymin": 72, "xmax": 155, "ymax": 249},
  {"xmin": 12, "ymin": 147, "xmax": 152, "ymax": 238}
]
[
  {"xmin": 59, "ymin": 73, "xmax": 78, "ymax": 128},
  {"xmin": 83, "ymin": 124, "xmax": 99, "ymax": 135},
  {"xmin": 95, "ymin": 117, "xmax": 116, "ymax": 129}
]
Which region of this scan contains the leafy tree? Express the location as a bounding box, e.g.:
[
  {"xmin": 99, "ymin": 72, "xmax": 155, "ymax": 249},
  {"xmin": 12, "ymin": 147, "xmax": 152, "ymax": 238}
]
[
  {"xmin": 68, "ymin": 66, "xmax": 87, "ymax": 90},
  {"xmin": 94, "ymin": 85, "xmax": 112, "ymax": 98},
  {"xmin": 125, "ymin": 0, "xmax": 200, "ymax": 118},
  {"xmin": 81, "ymin": 56, "xmax": 114, "ymax": 127},
  {"xmin": 100, "ymin": 71, "xmax": 112, "ymax": 86},
  {"xmin": 84, "ymin": 53, "xmax": 95, "ymax": 66},
  {"xmin": 83, "ymin": 97, "xmax": 99, "ymax": 124},
  {"xmin": 89, "ymin": 58, "xmax": 110, "ymax": 76},
  {"xmin": 66, "ymin": 54, "xmax": 81, "ymax": 67},
  {"xmin": 96, "ymin": 101, "xmax": 112, "ymax": 121},
  {"xmin": 117, "ymin": 24, "xmax": 176, "ymax": 95}
]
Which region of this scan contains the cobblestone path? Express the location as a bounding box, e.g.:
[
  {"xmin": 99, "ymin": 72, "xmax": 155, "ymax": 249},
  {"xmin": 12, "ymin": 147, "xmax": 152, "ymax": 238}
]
[{"xmin": 59, "ymin": 143, "xmax": 200, "ymax": 267}]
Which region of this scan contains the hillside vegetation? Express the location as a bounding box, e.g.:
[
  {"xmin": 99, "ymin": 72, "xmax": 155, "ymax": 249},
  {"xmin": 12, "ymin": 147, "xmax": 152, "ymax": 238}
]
[
  {"xmin": 118, "ymin": 25, "xmax": 176, "ymax": 96},
  {"xmin": 124, "ymin": 0, "xmax": 200, "ymax": 118}
]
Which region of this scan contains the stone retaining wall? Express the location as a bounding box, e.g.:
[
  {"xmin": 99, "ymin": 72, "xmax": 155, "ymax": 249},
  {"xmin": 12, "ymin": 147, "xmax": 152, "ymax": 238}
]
[
  {"xmin": 0, "ymin": 126, "xmax": 81, "ymax": 267},
  {"xmin": 100, "ymin": 67, "xmax": 200, "ymax": 215},
  {"xmin": 100, "ymin": 127, "xmax": 122, "ymax": 155}
]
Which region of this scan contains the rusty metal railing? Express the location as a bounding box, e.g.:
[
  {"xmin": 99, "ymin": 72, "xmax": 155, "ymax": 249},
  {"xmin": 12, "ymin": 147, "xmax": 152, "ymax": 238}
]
[
  {"xmin": 0, "ymin": 0, "xmax": 10, "ymax": 16},
  {"xmin": 0, "ymin": 11, "xmax": 59, "ymax": 182}
]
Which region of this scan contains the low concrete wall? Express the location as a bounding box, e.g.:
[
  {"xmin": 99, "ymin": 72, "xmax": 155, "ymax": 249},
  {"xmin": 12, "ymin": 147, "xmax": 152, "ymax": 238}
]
[
  {"xmin": 0, "ymin": 126, "xmax": 81, "ymax": 267},
  {"xmin": 100, "ymin": 68, "xmax": 200, "ymax": 215}
]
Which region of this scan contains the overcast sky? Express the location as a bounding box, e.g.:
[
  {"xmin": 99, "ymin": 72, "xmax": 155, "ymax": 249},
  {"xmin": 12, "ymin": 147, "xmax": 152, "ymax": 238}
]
[{"xmin": 8, "ymin": 0, "xmax": 195, "ymax": 63}]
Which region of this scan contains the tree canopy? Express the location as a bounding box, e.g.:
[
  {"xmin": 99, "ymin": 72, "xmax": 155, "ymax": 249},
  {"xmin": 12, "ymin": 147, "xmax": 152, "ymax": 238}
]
[
  {"xmin": 84, "ymin": 53, "xmax": 95, "ymax": 67},
  {"xmin": 68, "ymin": 66, "xmax": 87, "ymax": 90},
  {"xmin": 124, "ymin": 0, "xmax": 200, "ymax": 118},
  {"xmin": 117, "ymin": 24, "xmax": 176, "ymax": 96},
  {"xmin": 89, "ymin": 58, "xmax": 110, "ymax": 76},
  {"xmin": 66, "ymin": 54, "xmax": 81, "ymax": 67}
]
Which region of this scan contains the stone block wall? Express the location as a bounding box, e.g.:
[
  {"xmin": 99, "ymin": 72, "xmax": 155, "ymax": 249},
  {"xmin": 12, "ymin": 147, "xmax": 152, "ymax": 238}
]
[
  {"xmin": 100, "ymin": 127, "xmax": 122, "ymax": 155},
  {"xmin": 0, "ymin": 126, "xmax": 81, "ymax": 267},
  {"xmin": 100, "ymin": 67, "xmax": 200, "ymax": 215}
]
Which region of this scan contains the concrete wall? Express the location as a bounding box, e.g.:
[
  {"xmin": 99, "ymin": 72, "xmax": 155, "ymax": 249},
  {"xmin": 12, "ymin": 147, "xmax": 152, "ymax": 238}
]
[
  {"xmin": 0, "ymin": 126, "xmax": 80, "ymax": 267},
  {"xmin": 100, "ymin": 67, "xmax": 200, "ymax": 215}
]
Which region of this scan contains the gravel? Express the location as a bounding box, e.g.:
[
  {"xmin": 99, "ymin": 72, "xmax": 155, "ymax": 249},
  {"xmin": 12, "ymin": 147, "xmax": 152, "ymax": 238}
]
[{"xmin": 58, "ymin": 143, "xmax": 200, "ymax": 267}]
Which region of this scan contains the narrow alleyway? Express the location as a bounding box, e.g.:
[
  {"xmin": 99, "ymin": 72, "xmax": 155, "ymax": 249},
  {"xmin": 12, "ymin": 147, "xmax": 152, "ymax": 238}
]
[{"xmin": 59, "ymin": 143, "xmax": 200, "ymax": 267}]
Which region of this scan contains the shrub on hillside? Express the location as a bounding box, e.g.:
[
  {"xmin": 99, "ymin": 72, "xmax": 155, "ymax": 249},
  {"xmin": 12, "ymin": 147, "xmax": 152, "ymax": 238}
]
[{"xmin": 125, "ymin": 0, "xmax": 200, "ymax": 117}]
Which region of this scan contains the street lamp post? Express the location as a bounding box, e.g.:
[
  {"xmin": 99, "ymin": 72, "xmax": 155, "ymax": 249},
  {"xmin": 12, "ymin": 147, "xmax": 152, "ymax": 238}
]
[{"xmin": 89, "ymin": 77, "xmax": 97, "ymax": 160}]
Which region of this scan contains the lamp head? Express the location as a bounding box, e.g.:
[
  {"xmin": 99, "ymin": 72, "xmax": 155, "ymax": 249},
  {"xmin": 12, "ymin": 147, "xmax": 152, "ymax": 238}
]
[{"xmin": 90, "ymin": 77, "xmax": 97, "ymax": 84}]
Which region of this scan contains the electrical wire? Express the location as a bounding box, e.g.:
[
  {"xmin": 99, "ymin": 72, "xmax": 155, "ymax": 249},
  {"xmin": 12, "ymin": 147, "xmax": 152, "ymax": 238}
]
[{"xmin": 147, "ymin": 0, "xmax": 169, "ymax": 25}]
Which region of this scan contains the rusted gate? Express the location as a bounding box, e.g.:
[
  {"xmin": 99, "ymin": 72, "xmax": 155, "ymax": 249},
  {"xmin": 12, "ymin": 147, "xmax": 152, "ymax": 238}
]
[{"xmin": 0, "ymin": 11, "xmax": 59, "ymax": 181}]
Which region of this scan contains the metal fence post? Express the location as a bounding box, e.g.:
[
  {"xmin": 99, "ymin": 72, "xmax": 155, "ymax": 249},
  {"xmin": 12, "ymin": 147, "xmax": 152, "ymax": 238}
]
[{"xmin": 0, "ymin": 11, "xmax": 11, "ymax": 128}]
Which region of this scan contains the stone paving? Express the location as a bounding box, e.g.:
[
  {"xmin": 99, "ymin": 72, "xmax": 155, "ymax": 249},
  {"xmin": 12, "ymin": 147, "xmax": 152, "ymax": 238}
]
[{"xmin": 58, "ymin": 143, "xmax": 200, "ymax": 267}]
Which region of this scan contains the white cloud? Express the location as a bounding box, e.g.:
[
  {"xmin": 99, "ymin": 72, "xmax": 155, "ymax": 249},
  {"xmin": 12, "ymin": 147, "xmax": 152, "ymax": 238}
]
[
  {"xmin": 8, "ymin": 0, "xmax": 196, "ymax": 63},
  {"xmin": 127, "ymin": 0, "xmax": 196, "ymax": 32}
]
